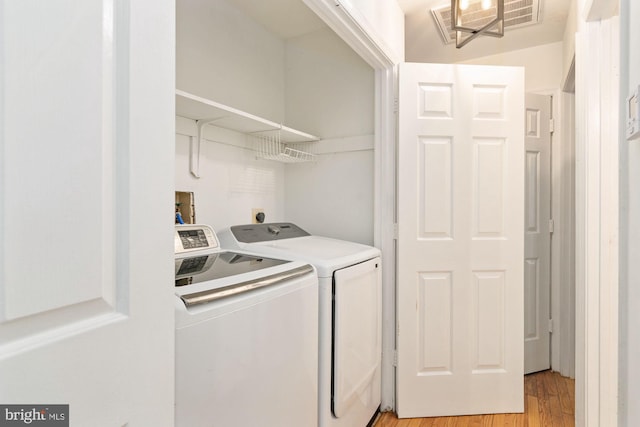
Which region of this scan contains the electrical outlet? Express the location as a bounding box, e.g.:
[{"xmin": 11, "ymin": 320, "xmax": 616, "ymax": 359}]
[{"xmin": 251, "ymin": 208, "xmax": 265, "ymax": 224}]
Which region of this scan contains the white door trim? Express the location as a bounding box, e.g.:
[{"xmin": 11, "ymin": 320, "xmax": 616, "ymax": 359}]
[
  {"xmin": 574, "ymin": 13, "xmax": 619, "ymax": 427},
  {"xmin": 556, "ymin": 90, "xmax": 577, "ymax": 379},
  {"xmin": 374, "ymin": 66, "xmax": 398, "ymax": 411}
]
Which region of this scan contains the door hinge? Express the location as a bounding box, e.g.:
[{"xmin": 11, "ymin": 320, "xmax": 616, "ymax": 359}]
[
  {"xmin": 549, "ymin": 118, "xmax": 555, "ymax": 133},
  {"xmin": 549, "ymin": 219, "xmax": 555, "ymax": 233},
  {"xmin": 393, "ymin": 223, "xmax": 398, "ymax": 240},
  {"xmin": 393, "ymin": 350, "xmax": 398, "ymax": 367},
  {"xmin": 548, "ymin": 319, "xmax": 554, "ymax": 333},
  {"xmin": 393, "ymin": 97, "xmax": 398, "ymax": 114}
]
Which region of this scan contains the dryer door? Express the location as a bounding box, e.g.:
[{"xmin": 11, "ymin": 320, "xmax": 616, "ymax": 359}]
[{"xmin": 332, "ymin": 257, "xmax": 382, "ymax": 418}]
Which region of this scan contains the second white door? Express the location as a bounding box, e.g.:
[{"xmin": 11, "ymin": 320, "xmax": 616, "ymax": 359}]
[{"xmin": 524, "ymin": 93, "xmax": 552, "ymax": 374}]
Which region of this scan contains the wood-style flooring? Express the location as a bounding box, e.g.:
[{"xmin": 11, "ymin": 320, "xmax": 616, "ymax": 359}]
[{"xmin": 374, "ymin": 370, "xmax": 574, "ymax": 427}]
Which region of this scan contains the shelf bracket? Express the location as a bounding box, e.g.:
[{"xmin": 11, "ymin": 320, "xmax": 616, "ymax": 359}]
[{"xmin": 190, "ymin": 118, "xmax": 218, "ymax": 178}]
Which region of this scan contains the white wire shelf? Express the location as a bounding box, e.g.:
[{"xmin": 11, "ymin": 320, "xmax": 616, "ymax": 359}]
[
  {"xmin": 176, "ymin": 90, "xmax": 319, "ymax": 170},
  {"xmin": 252, "ymin": 133, "xmax": 316, "ymax": 163}
]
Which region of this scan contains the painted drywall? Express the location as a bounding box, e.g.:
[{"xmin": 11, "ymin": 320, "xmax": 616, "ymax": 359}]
[
  {"xmin": 176, "ymin": 0, "xmax": 286, "ymax": 123},
  {"xmin": 175, "ymin": 122, "xmax": 286, "ymax": 231},
  {"xmin": 459, "ymin": 42, "xmax": 564, "ymax": 92},
  {"xmin": 285, "ymin": 149, "xmax": 374, "ymax": 245},
  {"xmin": 338, "ymin": 0, "xmax": 405, "ymax": 62},
  {"xmin": 284, "ymin": 27, "xmax": 374, "ymax": 138},
  {"xmin": 619, "ymin": 0, "xmax": 640, "ymax": 424},
  {"xmin": 562, "ymin": 0, "xmax": 577, "ymax": 86},
  {"xmin": 283, "ymin": 28, "xmax": 376, "ymax": 245}
]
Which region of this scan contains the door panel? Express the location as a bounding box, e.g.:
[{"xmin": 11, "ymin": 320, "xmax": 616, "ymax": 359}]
[
  {"xmin": 333, "ymin": 258, "xmax": 382, "ymax": 418},
  {"xmin": 397, "ymin": 62, "xmax": 524, "ymax": 417},
  {"xmin": 0, "ymin": 0, "xmax": 175, "ymax": 424},
  {"xmin": 2, "ymin": 0, "xmax": 116, "ymax": 324},
  {"xmin": 524, "ymin": 93, "xmax": 552, "ymax": 374}
]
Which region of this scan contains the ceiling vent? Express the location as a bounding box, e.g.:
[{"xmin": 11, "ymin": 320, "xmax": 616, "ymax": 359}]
[{"xmin": 431, "ymin": 0, "xmax": 541, "ymax": 45}]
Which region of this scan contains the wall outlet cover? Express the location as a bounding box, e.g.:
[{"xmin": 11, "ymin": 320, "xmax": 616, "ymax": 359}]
[{"xmin": 251, "ymin": 208, "xmax": 264, "ymax": 224}]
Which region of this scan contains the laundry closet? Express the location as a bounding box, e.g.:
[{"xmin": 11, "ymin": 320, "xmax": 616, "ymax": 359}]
[{"xmin": 175, "ymin": 0, "xmax": 376, "ymax": 245}]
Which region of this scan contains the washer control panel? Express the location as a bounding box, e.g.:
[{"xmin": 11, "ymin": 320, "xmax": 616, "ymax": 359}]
[
  {"xmin": 230, "ymin": 223, "xmax": 310, "ymax": 243},
  {"xmin": 175, "ymin": 224, "xmax": 219, "ymax": 255}
]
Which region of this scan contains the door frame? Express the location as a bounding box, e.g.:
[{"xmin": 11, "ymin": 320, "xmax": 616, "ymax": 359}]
[
  {"xmin": 304, "ymin": 0, "xmax": 621, "ymax": 424},
  {"xmin": 574, "ymin": 9, "xmax": 620, "ymax": 427}
]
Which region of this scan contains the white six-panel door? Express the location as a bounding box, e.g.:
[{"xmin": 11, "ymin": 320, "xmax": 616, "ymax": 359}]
[
  {"xmin": 397, "ymin": 62, "xmax": 524, "ymax": 417},
  {"xmin": 524, "ymin": 93, "xmax": 552, "ymax": 374},
  {"xmin": 0, "ymin": 1, "xmax": 175, "ymax": 425}
]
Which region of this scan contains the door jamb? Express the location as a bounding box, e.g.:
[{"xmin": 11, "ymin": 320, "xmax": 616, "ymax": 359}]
[
  {"xmin": 533, "ymin": 88, "xmax": 577, "ymax": 378},
  {"xmin": 574, "ymin": 13, "xmax": 619, "ymax": 427}
]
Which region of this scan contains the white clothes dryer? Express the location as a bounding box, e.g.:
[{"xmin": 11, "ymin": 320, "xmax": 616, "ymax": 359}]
[
  {"xmin": 174, "ymin": 224, "xmax": 319, "ymax": 427},
  {"xmin": 218, "ymin": 223, "xmax": 382, "ymax": 427}
]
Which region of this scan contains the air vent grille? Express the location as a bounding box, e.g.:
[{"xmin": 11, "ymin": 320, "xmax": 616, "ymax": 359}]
[{"xmin": 431, "ymin": 0, "xmax": 541, "ymax": 44}]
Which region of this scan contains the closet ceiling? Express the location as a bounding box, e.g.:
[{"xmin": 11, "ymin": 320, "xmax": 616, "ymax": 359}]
[{"xmin": 230, "ymin": 0, "xmax": 327, "ymax": 39}]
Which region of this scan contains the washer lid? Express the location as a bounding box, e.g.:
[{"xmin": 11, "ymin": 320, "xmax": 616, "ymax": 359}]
[
  {"xmin": 229, "ymin": 222, "xmax": 310, "ymax": 243},
  {"xmin": 219, "ymin": 224, "xmax": 381, "ymax": 277},
  {"xmin": 175, "ymin": 251, "xmax": 290, "ymax": 287}
]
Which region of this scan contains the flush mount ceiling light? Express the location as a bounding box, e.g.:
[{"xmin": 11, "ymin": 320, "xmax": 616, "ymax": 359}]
[
  {"xmin": 433, "ymin": 0, "xmax": 541, "ymax": 48},
  {"xmin": 451, "ymin": 0, "xmax": 504, "ymax": 48}
]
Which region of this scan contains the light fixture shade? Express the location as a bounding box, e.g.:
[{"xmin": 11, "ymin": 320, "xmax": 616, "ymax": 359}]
[{"xmin": 451, "ymin": 0, "xmax": 504, "ymax": 48}]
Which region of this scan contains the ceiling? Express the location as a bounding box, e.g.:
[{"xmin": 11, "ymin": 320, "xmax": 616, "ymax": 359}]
[
  {"xmin": 398, "ymin": 0, "xmax": 572, "ymax": 63},
  {"xmin": 230, "ymin": 0, "xmax": 327, "ymax": 39},
  {"xmin": 228, "ymin": 0, "xmax": 572, "ymax": 64}
]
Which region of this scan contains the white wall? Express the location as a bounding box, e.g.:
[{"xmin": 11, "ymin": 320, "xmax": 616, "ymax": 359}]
[
  {"xmin": 284, "ymin": 28, "xmax": 375, "ymax": 245},
  {"xmin": 285, "ymin": 149, "xmax": 374, "ymax": 245},
  {"xmin": 562, "ymin": 0, "xmax": 578, "ymax": 87},
  {"xmin": 176, "ymin": 0, "xmax": 286, "ymax": 123},
  {"xmin": 619, "ymin": 0, "xmax": 640, "ymax": 424},
  {"xmin": 284, "ymin": 28, "xmax": 374, "ymax": 138},
  {"xmin": 175, "ymin": 120, "xmax": 286, "ymax": 231},
  {"xmin": 460, "ymin": 42, "xmax": 564, "ymax": 92},
  {"xmin": 337, "ymin": 0, "xmax": 405, "ymax": 63}
]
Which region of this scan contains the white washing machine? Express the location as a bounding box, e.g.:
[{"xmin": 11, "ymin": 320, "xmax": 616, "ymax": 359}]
[
  {"xmin": 174, "ymin": 224, "xmax": 319, "ymax": 427},
  {"xmin": 218, "ymin": 223, "xmax": 382, "ymax": 427}
]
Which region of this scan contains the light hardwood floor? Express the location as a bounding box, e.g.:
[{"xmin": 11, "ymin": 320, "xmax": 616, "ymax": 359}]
[{"xmin": 374, "ymin": 370, "xmax": 574, "ymax": 427}]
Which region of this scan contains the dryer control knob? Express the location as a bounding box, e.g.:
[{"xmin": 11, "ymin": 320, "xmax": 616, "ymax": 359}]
[{"xmin": 267, "ymin": 225, "xmax": 280, "ymax": 235}]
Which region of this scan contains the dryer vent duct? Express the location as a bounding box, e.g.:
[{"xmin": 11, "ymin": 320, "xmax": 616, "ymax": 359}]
[{"xmin": 431, "ymin": 0, "xmax": 541, "ymax": 45}]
